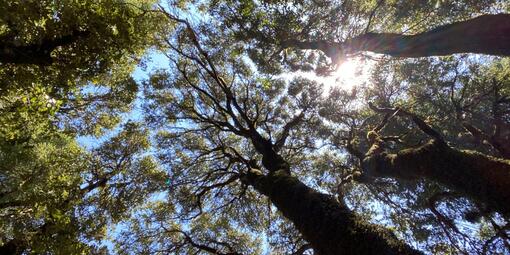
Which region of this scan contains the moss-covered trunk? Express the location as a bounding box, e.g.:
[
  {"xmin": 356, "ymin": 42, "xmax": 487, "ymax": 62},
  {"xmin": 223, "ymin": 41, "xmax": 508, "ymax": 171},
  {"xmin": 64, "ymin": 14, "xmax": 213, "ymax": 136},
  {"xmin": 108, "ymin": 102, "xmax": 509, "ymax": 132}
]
[
  {"xmin": 243, "ymin": 171, "xmax": 421, "ymax": 255},
  {"xmin": 363, "ymin": 140, "xmax": 510, "ymax": 215}
]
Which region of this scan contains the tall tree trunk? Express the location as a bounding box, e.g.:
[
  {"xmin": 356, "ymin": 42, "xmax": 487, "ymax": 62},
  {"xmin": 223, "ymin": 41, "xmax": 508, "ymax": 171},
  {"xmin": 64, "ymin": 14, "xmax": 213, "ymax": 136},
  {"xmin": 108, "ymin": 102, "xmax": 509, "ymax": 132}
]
[
  {"xmin": 242, "ymin": 170, "xmax": 421, "ymax": 255},
  {"xmin": 283, "ymin": 14, "xmax": 510, "ymax": 59},
  {"xmin": 241, "ymin": 115, "xmax": 420, "ymax": 254},
  {"xmin": 362, "ymin": 139, "xmax": 510, "ymax": 215}
]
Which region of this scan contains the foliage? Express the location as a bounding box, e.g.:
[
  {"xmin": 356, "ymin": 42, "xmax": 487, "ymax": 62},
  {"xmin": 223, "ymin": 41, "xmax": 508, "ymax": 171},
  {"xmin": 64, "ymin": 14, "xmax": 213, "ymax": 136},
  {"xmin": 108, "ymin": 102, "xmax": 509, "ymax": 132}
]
[
  {"xmin": 1, "ymin": 0, "xmax": 510, "ymax": 254},
  {"xmin": 0, "ymin": 0, "xmax": 163, "ymax": 90},
  {"xmin": 207, "ymin": 0, "xmax": 502, "ymax": 74}
]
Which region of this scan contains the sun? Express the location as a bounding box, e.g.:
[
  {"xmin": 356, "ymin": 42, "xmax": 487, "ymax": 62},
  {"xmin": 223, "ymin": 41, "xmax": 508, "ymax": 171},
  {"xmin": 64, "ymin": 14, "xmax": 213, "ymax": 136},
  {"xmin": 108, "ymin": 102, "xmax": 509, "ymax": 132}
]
[
  {"xmin": 296, "ymin": 57, "xmax": 372, "ymax": 94},
  {"xmin": 324, "ymin": 57, "xmax": 371, "ymax": 91},
  {"xmin": 278, "ymin": 57, "xmax": 373, "ymax": 95},
  {"xmin": 335, "ymin": 59, "xmax": 362, "ymax": 83}
]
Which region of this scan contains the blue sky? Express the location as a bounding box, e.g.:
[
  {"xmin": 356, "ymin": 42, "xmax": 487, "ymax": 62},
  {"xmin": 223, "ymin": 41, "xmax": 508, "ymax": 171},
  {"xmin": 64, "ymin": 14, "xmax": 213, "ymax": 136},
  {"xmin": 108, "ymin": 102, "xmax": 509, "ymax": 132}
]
[{"xmin": 76, "ymin": 50, "xmax": 169, "ymax": 149}]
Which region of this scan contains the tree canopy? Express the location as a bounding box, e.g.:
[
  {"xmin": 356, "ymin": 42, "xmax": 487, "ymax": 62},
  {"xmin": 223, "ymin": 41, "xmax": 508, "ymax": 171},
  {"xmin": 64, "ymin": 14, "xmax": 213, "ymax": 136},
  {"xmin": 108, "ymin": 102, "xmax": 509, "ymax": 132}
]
[{"xmin": 1, "ymin": 0, "xmax": 510, "ymax": 254}]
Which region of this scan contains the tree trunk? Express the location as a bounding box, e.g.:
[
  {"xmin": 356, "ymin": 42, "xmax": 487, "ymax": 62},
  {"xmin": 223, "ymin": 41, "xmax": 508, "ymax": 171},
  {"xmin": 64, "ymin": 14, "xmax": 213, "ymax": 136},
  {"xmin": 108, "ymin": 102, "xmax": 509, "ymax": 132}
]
[
  {"xmin": 283, "ymin": 14, "xmax": 510, "ymax": 59},
  {"xmin": 362, "ymin": 139, "xmax": 510, "ymax": 215},
  {"xmin": 242, "ymin": 170, "xmax": 421, "ymax": 255}
]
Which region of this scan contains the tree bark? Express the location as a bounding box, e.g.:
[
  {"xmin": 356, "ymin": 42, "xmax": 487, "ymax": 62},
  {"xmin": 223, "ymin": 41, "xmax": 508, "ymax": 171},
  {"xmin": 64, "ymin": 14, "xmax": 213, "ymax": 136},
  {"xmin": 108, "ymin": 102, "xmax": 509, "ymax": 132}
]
[
  {"xmin": 242, "ymin": 170, "xmax": 421, "ymax": 255},
  {"xmin": 283, "ymin": 14, "xmax": 510, "ymax": 59},
  {"xmin": 240, "ymin": 108, "xmax": 420, "ymax": 254},
  {"xmin": 362, "ymin": 139, "xmax": 510, "ymax": 216}
]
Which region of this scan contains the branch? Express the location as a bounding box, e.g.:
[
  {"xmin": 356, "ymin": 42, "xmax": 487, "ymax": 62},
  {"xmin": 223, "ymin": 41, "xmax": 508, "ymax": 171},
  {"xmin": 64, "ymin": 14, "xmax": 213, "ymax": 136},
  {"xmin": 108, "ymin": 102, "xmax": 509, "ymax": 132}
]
[
  {"xmin": 344, "ymin": 130, "xmax": 364, "ymax": 161},
  {"xmin": 428, "ymin": 192, "xmax": 459, "ymax": 232},
  {"xmin": 281, "ymin": 39, "xmax": 343, "ymax": 63},
  {"xmin": 368, "ymin": 102, "xmax": 444, "ymax": 143},
  {"xmin": 454, "ymin": 78, "xmax": 510, "ymax": 159},
  {"xmin": 292, "ymin": 243, "xmax": 312, "ymax": 255},
  {"xmin": 274, "ymin": 112, "xmax": 305, "ymax": 152},
  {"xmin": 168, "ymin": 229, "xmax": 243, "ymax": 255},
  {"xmin": 160, "ymin": 8, "xmax": 289, "ymax": 174},
  {"xmin": 364, "ymin": 0, "xmax": 385, "ymax": 33},
  {"xmin": 281, "ymin": 14, "xmax": 510, "ymax": 60}
]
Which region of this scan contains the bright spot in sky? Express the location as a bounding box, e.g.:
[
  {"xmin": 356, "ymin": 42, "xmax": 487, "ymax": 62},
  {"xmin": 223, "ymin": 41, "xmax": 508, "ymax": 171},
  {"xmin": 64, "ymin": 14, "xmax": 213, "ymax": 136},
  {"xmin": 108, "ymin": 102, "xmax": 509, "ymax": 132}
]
[
  {"xmin": 333, "ymin": 58, "xmax": 365, "ymax": 86},
  {"xmin": 294, "ymin": 57, "xmax": 373, "ymax": 94}
]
